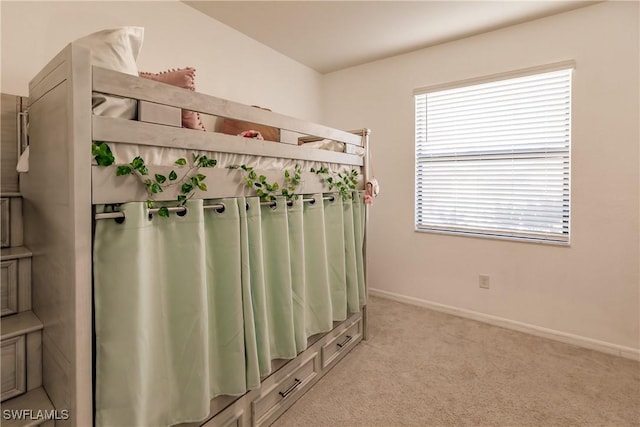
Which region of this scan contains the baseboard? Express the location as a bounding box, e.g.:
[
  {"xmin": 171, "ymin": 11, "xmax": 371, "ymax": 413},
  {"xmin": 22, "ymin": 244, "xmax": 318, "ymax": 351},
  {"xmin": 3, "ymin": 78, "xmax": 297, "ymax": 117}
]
[{"xmin": 369, "ymin": 288, "xmax": 640, "ymax": 361}]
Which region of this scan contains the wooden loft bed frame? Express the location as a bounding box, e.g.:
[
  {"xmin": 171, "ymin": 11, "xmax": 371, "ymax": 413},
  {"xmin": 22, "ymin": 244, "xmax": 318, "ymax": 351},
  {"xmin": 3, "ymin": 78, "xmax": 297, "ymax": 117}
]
[{"xmin": 23, "ymin": 43, "xmax": 370, "ymax": 426}]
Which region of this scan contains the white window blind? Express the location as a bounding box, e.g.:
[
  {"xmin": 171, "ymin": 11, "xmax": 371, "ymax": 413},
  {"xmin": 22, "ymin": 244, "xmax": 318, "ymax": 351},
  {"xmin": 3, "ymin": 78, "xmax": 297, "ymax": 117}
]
[{"xmin": 415, "ymin": 67, "xmax": 572, "ymax": 243}]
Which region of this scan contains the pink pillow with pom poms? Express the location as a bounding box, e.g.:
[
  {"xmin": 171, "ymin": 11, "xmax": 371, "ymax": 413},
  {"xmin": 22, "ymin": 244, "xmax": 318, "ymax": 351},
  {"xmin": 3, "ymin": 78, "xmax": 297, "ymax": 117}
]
[{"xmin": 139, "ymin": 67, "xmax": 206, "ymax": 131}]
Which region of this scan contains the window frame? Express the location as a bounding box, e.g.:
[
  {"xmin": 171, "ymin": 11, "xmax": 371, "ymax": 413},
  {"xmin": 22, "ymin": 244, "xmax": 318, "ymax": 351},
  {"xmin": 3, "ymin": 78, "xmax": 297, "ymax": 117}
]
[{"xmin": 414, "ymin": 61, "xmax": 575, "ymax": 245}]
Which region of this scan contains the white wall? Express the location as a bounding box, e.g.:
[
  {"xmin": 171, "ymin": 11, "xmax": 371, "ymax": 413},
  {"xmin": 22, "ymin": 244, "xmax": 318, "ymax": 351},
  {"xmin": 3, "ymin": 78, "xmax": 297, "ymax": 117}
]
[
  {"xmin": 323, "ymin": 2, "xmax": 640, "ymax": 352},
  {"xmin": 1, "ymin": 0, "xmax": 322, "ymax": 122}
]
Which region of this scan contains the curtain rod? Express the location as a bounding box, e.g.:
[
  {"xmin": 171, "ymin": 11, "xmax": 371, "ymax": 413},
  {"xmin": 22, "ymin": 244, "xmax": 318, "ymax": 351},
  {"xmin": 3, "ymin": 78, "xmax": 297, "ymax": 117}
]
[{"xmin": 94, "ymin": 196, "xmax": 336, "ymax": 221}]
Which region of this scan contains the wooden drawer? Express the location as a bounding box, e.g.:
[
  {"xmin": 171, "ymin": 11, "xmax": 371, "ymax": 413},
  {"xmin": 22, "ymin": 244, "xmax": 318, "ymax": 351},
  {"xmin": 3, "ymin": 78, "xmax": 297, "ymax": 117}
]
[
  {"xmin": 1, "ymin": 198, "xmax": 9, "ymax": 248},
  {"xmin": 252, "ymin": 353, "xmax": 320, "ymax": 426},
  {"xmin": 1, "ymin": 334, "xmax": 26, "ymax": 401},
  {"xmin": 1, "ymin": 259, "xmax": 18, "ymax": 316},
  {"xmin": 321, "ymin": 315, "xmax": 363, "ymax": 369},
  {"xmin": 0, "ymin": 197, "xmax": 22, "ymax": 248},
  {"xmin": 201, "ymin": 397, "xmax": 246, "ymax": 427}
]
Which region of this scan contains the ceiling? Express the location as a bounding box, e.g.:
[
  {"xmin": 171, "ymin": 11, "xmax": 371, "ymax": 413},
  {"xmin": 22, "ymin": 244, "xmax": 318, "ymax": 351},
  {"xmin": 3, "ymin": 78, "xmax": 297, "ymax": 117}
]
[{"xmin": 184, "ymin": 1, "xmax": 597, "ymax": 74}]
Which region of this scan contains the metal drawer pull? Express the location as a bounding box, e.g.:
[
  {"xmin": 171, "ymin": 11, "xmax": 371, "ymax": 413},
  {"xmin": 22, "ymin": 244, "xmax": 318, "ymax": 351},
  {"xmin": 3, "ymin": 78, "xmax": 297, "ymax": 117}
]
[
  {"xmin": 279, "ymin": 378, "xmax": 302, "ymax": 398},
  {"xmin": 336, "ymin": 335, "xmax": 353, "ymax": 349}
]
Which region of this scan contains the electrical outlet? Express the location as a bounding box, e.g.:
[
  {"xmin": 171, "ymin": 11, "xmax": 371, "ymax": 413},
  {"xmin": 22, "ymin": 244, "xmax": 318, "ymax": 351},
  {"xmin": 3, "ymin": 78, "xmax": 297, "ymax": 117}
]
[{"xmin": 479, "ymin": 274, "xmax": 490, "ymax": 289}]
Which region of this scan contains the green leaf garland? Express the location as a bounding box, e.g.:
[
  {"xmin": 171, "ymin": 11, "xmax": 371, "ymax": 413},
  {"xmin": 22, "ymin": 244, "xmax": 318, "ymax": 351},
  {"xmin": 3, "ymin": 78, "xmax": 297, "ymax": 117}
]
[{"xmin": 92, "ymin": 143, "xmax": 217, "ymax": 215}]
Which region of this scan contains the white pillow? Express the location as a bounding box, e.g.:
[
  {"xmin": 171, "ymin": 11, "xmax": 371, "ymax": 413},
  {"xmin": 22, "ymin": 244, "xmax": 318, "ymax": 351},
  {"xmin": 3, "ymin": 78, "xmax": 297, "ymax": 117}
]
[{"xmin": 73, "ymin": 27, "xmax": 144, "ymax": 119}]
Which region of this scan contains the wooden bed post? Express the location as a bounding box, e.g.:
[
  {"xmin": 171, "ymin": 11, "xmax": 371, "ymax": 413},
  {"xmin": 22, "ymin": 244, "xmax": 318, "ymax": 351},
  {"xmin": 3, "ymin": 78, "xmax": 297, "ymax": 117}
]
[
  {"xmin": 359, "ymin": 128, "xmax": 371, "ymax": 341},
  {"xmin": 22, "ymin": 43, "xmax": 93, "ymax": 426}
]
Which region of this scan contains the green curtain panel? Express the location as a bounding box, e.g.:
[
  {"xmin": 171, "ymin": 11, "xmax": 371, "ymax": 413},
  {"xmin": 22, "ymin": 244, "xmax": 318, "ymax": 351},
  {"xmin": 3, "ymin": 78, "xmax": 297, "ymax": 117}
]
[
  {"xmin": 323, "ymin": 195, "xmax": 347, "ymax": 321},
  {"xmin": 93, "ymin": 193, "xmax": 366, "ymax": 426},
  {"xmin": 302, "ymin": 194, "xmax": 333, "ymax": 336},
  {"xmin": 94, "ymin": 201, "xmax": 211, "ymax": 426},
  {"xmin": 286, "ymin": 196, "xmax": 308, "ymax": 353},
  {"xmin": 239, "ymin": 197, "xmax": 273, "ymax": 377},
  {"xmin": 203, "ymin": 199, "xmax": 260, "ymax": 393},
  {"xmin": 342, "ymin": 196, "xmax": 361, "ymax": 313},
  {"xmin": 258, "ymin": 196, "xmax": 298, "ymax": 359}
]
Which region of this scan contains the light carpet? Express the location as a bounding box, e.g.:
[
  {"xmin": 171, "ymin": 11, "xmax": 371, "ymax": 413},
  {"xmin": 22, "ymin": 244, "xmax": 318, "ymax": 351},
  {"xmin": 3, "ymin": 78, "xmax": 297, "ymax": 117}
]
[{"xmin": 271, "ymin": 296, "xmax": 640, "ymax": 427}]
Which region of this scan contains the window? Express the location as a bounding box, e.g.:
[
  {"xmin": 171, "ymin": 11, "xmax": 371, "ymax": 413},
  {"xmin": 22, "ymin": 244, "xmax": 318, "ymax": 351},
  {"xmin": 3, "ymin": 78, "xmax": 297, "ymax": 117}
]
[{"xmin": 415, "ymin": 65, "xmax": 572, "ymax": 244}]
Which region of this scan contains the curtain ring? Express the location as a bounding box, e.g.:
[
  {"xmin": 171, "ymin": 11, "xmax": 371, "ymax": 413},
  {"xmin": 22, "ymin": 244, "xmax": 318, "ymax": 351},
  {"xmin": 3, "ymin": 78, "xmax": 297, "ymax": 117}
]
[
  {"xmin": 216, "ymin": 203, "xmax": 226, "ymax": 214},
  {"xmin": 176, "ymin": 208, "xmax": 188, "ymax": 217}
]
